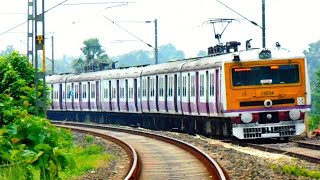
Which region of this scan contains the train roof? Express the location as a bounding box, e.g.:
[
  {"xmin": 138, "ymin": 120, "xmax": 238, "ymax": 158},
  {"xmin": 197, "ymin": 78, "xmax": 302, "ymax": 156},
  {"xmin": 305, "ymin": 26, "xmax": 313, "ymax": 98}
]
[
  {"xmin": 46, "ymin": 47, "xmax": 305, "ymax": 83},
  {"xmin": 46, "ymin": 73, "xmax": 74, "ymax": 83}
]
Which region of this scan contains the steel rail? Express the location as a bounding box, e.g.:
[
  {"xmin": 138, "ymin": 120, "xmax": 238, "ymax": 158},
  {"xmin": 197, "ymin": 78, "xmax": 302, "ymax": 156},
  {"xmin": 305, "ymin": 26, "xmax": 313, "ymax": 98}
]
[
  {"xmin": 231, "ymin": 141, "xmax": 320, "ymax": 164},
  {"xmin": 52, "ymin": 121, "xmax": 229, "ymax": 180},
  {"xmin": 54, "ymin": 123, "xmax": 141, "ymax": 180}
]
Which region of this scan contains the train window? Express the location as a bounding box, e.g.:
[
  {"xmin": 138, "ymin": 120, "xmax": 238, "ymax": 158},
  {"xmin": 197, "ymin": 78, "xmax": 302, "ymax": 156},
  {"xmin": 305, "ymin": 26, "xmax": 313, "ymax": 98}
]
[
  {"xmin": 91, "ymin": 83, "xmax": 95, "ymax": 99},
  {"xmin": 75, "ymin": 84, "xmax": 79, "ymax": 99},
  {"xmin": 182, "ymin": 76, "xmax": 186, "ymax": 97},
  {"xmin": 191, "ymin": 75, "xmax": 195, "ymax": 97},
  {"xmin": 210, "ymin": 73, "xmax": 214, "ymax": 96},
  {"xmin": 170, "ymin": 76, "xmax": 174, "ymax": 97},
  {"xmin": 150, "ymin": 78, "xmax": 153, "ymax": 97},
  {"xmin": 120, "ymin": 87, "xmax": 124, "ymax": 98},
  {"xmin": 152, "ymin": 78, "xmax": 155, "ymax": 97},
  {"xmin": 178, "ymin": 76, "xmax": 181, "ymax": 96},
  {"xmin": 112, "ymin": 88, "xmax": 116, "ymax": 98},
  {"xmin": 159, "ymin": 77, "xmax": 163, "ymax": 97},
  {"xmin": 232, "ymin": 64, "xmax": 300, "ymax": 86},
  {"xmin": 142, "ymin": 79, "xmax": 146, "ymax": 97},
  {"xmin": 82, "ymin": 84, "xmax": 87, "ymax": 99},
  {"xmin": 138, "ymin": 87, "xmax": 141, "ymax": 98},
  {"xmin": 200, "ymin": 74, "xmax": 204, "ymax": 97},
  {"xmin": 168, "ymin": 77, "xmax": 171, "ymax": 97},
  {"xmin": 104, "ymin": 88, "xmax": 108, "ymax": 99}
]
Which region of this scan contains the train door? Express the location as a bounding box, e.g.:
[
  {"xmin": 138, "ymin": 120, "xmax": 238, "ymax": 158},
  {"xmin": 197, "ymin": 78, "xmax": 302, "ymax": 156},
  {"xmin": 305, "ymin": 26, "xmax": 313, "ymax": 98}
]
[
  {"xmin": 79, "ymin": 82, "xmax": 82, "ymax": 110},
  {"xmin": 71, "ymin": 83, "xmax": 74, "ymax": 110},
  {"xmin": 50, "ymin": 84, "xmax": 54, "ymax": 109},
  {"xmin": 174, "ymin": 74, "xmax": 178, "ymax": 112},
  {"xmin": 134, "ymin": 78, "xmax": 138, "ymax": 111},
  {"xmin": 96, "ymin": 81, "xmax": 100, "ymax": 110},
  {"xmin": 156, "ymin": 76, "xmax": 159, "ymax": 111},
  {"xmin": 108, "ymin": 80, "xmax": 111, "ymax": 111},
  {"xmin": 188, "ymin": 73, "xmax": 193, "ymax": 114},
  {"xmin": 88, "ymin": 82, "xmax": 91, "ymax": 110},
  {"xmin": 147, "ymin": 77, "xmax": 150, "ymax": 111},
  {"xmin": 215, "ymin": 69, "xmax": 221, "ymax": 114},
  {"xmin": 164, "ymin": 75, "xmax": 168, "ymax": 112},
  {"xmin": 117, "ymin": 80, "xmax": 120, "ymax": 111},
  {"xmin": 195, "ymin": 71, "xmax": 199, "ymax": 115},
  {"xmin": 208, "ymin": 70, "xmax": 217, "ymax": 116},
  {"xmin": 59, "ymin": 84, "xmax": 63, "ymax": 110},
  {"xmin": 125, "ymin": 79, "xmax": 129, "ymax": 111}
]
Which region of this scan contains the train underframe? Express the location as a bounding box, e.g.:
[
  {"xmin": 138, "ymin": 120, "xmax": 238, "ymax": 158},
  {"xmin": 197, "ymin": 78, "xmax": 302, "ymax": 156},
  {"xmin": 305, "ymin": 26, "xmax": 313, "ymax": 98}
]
[
  {"xmin": 47, "ymin": 111, "xmax": 305, "ymax": 140},
  {"xmin": 47, "ymin": 110, "xmax": 233, "ymax": 138}
]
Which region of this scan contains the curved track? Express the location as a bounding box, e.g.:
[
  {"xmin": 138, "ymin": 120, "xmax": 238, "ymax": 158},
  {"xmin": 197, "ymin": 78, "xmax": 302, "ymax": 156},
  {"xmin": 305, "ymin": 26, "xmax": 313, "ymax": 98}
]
[
  {"xmin": 230, "ymin": 140, "xmax": 320, "ymax": 164},
  {"xmin": 52, "ymin": 121, "xmax": 229, "ymax": 180}
]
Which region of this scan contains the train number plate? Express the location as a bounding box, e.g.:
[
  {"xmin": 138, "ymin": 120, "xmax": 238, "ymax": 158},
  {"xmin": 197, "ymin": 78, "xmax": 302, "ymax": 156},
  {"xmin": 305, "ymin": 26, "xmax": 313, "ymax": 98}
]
[{"xmin": 256, "ymin": 89, "xmax": 278, "ymax": 97}]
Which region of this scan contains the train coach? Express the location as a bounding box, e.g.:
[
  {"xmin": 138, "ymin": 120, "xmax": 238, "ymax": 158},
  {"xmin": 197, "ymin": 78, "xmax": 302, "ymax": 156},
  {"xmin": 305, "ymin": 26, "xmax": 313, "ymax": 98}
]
[{"xmin": 47, "ymin": 42, "xmax": 311, "ymax": 140}]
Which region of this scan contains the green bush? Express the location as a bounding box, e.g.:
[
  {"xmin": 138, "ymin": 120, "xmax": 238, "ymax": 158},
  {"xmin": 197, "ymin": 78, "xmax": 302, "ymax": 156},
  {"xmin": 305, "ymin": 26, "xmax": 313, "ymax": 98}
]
[
  {"xmin": 309, "ymin": 115, "xmax": 320, "ymax": 131},
  {"xmin": 0, "ymin": 52, "xmax": 75, "ymax": 179},
  {"xmin": 85, "ymin": 134, "xmax": 94, "ymax": 143},
  {"xmin": 80, "ymin": 144, "xmax": 104, "ymax": 156}
]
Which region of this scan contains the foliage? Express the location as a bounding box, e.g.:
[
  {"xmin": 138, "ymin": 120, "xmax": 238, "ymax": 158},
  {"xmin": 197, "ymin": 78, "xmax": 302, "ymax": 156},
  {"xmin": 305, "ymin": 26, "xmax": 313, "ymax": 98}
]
[
  {"xmin": 272, "ymin": 164, "xmax": 320, "ymax": 179},
  {"xmin": 114, "ymin": 49, "xmax": 153, "ymax": 68},
  {"xmin": 0, "ymin": 52, "xmax": 75, "ymax": 179},
  {"xmin": 73, "ymin": 38, "xmax": 112, "ymax": 73},
  {"xmin": 85, "ymin": 135, "xmax": 94, "ymax": 143},
  {"xmin": 309, "ymin": 115, "xmax": 320, "ymax": 131},
  {"xmin": 0, "ymin": 45, "xmax": 14, "ymax": 56},
  {"xmin": 158, "ymin": 43, "xmax": 185, "ymax": 63},
  {"xmin": 59, "ymin": 143, "xmax": 112, "ymax": 179},
  {"xmin": 303, "ymin": 40, "xmax": 320, "ymax": 130},
  {"xmin": 197, "ymin": 50, "xmax": 207, "ymax": 57},
  {"xmin": 114, "ymin": 43, "xmax": 185, "ymax": 68}
]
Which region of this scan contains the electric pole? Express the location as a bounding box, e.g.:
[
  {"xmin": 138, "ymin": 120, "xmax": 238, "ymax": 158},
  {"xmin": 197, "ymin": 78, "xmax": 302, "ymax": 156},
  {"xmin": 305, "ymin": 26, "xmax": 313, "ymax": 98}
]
[{"xmin": 27, "ymin": 0, "xmax": 47, "ymax": 116}]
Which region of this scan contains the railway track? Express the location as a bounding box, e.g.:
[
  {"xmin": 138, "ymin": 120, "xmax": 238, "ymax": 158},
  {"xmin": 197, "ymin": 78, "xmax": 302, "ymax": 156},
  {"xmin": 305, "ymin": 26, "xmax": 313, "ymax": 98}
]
[
  {"xmin": 229, "ymin": 140, "xmax": 320, "ymax": 164},
  {"xmin": 52, "ymin": 121, "xmax": 229, "ymax": 180}
]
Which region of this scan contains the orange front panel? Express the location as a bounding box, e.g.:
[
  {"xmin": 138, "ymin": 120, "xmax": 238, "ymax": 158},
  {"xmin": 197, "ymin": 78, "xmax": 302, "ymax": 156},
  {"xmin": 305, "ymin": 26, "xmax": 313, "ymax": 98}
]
[{"xmin": 224, "ymin": 58, "xmax": 307, "ymax": 111}]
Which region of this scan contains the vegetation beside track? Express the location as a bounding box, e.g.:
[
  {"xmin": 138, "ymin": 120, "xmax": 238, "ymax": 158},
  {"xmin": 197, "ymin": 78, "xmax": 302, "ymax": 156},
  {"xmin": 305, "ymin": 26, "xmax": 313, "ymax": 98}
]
[{"xmin": 0, "ymin": 52, "xmax": 75, "ymax": 179}]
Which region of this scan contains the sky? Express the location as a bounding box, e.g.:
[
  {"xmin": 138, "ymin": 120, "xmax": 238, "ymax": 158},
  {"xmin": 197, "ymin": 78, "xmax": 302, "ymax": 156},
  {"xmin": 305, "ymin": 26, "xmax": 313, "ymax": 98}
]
[{"xmin": 0, "ymin": 0, "xmax": 320, "ymax": 60}]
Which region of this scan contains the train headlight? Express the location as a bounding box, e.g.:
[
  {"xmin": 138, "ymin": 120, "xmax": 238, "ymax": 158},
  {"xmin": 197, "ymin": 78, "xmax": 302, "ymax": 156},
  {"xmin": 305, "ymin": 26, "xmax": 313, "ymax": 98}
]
[
  {"xmin": 264, "ymin": 99, "xmax": 273, "ymax": 108},
  {"xmin": 289, "ymin": 109, "xmax": 300, "ymax": 120},
  {"xmin": 241, "ymin": 112, "xmax": 253, "ymax": 123}
]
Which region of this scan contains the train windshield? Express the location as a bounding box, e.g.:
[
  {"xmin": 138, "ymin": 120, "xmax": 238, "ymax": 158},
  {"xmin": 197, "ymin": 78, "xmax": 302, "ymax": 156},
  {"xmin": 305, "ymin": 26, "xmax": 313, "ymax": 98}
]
[{"xmin": 232, "ymin": 64, "xmax": 300, "ymax": 87}]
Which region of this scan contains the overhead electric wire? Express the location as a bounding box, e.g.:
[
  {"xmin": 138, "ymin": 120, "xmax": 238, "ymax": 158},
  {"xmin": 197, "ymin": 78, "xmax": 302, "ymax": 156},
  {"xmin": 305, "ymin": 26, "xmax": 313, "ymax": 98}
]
[
  {"xmin": 102, "ymin": 15, "xmax": 155, "ymax": 49},
  {"xmin": 62, "ymin": 2, "xmax": 134, "ymax": 5},
  {"xmin": 216, "ymin": 0, "xmax": 262, "ymax": 29},
  {"xmin": 0, "ymin": 0, "xmax": 70, "ymax": 37}
]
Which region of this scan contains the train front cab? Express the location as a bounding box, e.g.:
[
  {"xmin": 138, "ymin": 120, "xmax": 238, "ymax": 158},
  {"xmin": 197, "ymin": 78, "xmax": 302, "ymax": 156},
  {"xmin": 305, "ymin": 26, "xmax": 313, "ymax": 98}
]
[{"xmin": 224, "ymin": 56, "xmax": 311, "ymax": 139}]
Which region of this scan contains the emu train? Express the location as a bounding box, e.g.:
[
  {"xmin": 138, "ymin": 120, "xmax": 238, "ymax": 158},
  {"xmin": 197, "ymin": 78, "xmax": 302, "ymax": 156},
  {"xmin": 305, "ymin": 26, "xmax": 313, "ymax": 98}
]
[{"xmin": 47, "ymin": 42, "xmax": 311, "ymax": 140}]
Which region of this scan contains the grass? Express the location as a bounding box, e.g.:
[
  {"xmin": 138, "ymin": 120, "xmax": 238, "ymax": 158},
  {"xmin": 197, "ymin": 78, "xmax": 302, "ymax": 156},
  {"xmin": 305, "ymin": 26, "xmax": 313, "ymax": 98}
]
[
  {"xmin": 271, "ymin": 164, "xmax": 320, "ymax": 179},
  {"xmin": 0, "ymin": 165, "xmax": 29, "ymax": 180},
  {"xmin": 59, "ymin": 143, "xmax": 114, "ymax": 179},
  {"xmin": 0, "ymin": 141, "xmax": 114, "ymax": 179}
]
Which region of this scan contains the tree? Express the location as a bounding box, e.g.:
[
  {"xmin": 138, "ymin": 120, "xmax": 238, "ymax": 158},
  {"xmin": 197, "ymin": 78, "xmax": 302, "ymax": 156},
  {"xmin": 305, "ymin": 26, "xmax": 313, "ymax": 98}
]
[
  {"xmin": 0, "ymin": 45, "xmax": 14, "ymax": 56},
  {"xmin": 303, "ymin": 40, "xmax": 320, "ymax": 115},
  {"xmin": 303, "ymin": 40, "xmax": 320, "ymax": 131},
  {"xmin": 0, "ymin": 52, "xmax": 74, "ymax": 179},
  {"xmin": 114, "ymin": 50, "xmax": 153, "ymax": 68},
  {"xmin": 303, "ymin": 40, "xmax": 320, "ymax": 86},
  {"xmin": 197, "ymin": 50, "xmax": 207, "ymax": 57},
  {"xmin": 72, "ymin": 38, "xmax": 112, "ymax": 73},
  {"xmin": 113, "ymin": 43, "xmax": 186, "ymax": 67},
  {"xmin": 158, "ymin": 44, "xmax": 185, "ymax": 64}
]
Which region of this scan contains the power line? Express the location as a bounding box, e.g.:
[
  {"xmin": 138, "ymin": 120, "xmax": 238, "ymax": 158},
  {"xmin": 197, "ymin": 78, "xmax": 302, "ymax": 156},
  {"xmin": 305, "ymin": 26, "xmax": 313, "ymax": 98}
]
[
  {"xmin": 102, "ymin": 15, "xmax": 154, "ymax": 49},
  {"xmin": 62, "ymin": 2, "xmax": 134, "ymax": 5},
  {"xmin": 0, "ymin": 0, "xmax": 70, "ymax": 37},
  {"xmin": 216, "ymin": 0, "xmax": 262, "ymax": 29}
]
